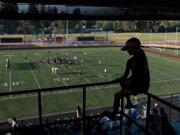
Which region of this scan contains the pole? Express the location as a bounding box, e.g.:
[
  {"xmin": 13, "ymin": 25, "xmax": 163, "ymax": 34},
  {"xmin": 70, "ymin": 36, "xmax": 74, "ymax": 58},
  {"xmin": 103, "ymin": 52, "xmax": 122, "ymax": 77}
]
[
  {"xmin": 175, "ymin": 27, "xmax": 178, "ymax": 45},
  {"xmin": 82, "ymin": 86, "xmax": 86, "ymax": 135},
  {"xmin": 175, "ymin": 27, "xmax": 179, "ymax": 55},
  {"xmin": 164, "ymin": 29, "xmax": 167, "ymax": 49},
  {"xmin": 150, "ymin": 29, "xmax": 152, "ymax": 48},
  {"xmin": 66, "ymin": 20, "xmax": 68, "ymax": 46},
  {"xmin": 38, "ymin": 91, "xmax": 42, "ymax": 128},
  {"xmin": 23, "ymin": 20, "xmax": 26, "ymax": 45}
]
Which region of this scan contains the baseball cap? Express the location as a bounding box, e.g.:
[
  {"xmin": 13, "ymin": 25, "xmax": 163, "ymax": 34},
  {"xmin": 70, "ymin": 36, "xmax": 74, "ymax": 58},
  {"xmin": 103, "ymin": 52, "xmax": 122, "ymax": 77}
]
[{"xmin": 121, "ymin": 37, "xmax": 141, "ymax": 51}]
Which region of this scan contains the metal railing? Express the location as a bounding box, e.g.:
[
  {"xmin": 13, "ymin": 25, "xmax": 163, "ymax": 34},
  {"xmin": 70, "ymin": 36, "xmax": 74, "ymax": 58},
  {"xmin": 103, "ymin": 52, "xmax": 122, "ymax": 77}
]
[{"xmin": 0, "ymin": 80, "xmax": 180, "ymax": 135}]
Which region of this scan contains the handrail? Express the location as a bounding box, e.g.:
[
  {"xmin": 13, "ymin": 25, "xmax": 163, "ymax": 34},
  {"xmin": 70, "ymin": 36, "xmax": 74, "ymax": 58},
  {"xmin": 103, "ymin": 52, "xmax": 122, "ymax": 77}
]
[
  {"xmin": 0, "ymin": 80, "xmax": 116, "ymax": 96},
  {"xmin": 0, "ymin": 80, "xmax": 180, "ymax": 135},
  {"xmin": 146, "ymin": 92, "xmax": 180, "ymax": 112}
]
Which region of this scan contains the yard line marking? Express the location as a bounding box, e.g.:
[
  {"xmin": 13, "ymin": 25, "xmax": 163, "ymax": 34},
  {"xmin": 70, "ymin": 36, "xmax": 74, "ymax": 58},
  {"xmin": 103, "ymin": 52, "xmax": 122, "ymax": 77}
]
[
  {"xmin": 43, "ymin": 59, "xmax": 68, "ymax": 95},
  {"xmin": 142, "ymin": 54, "xmax": 179, "ymax": 78},
  {"xmin": 23, "ymin": 52, "xmax": 41, "ymax": 89},
  {"xmin": 1, "ymin": 76, "xmax": 180, "ymax": 101},
  {"xmin": 52, "ymin": 53, "xmax": 92, "ymax": 84},
  {"xmin": 0, "ymin": 84, "xmax": 118, "ymax": 100},
  {"xmin": 119, "ymin": 52, "xmax": 174, "ymax": 81},
  {"xmin": 37, "ymin": 53, "xmax": 68, "ymax": 87},
  {"xmin": 121, "ymin": 52, "xmax": 180, "ymax": 79},
  {"xmin": 151, "ymin": 68, "xmax": 175, "ymax": 78},
  {"xmin": 68, "ymin": 65, "xmax": 91, "ymax": 83},
  {"xmin": 54, "ymin": 54, "xmax": 91, "ymax": 85},
  {"xmin": 45, "ymin": 62, "xmax": 68, "ymax": 86},
  {"xmin": 151, "ymin": 78, "xmax": 180, "ymax": 83},
  {"xmin": 147, "ymin": 53, "xmax": 180, "ymax": 64},
  {"xmin": 9, "ymin": 53, "xmax": 12, "ymax": 99},
  {"xmin": 147, "ymin": 53, "xmax": 180, "ymax": 77},
  {"xmin": 151, "ymin": 74, "xmax": 161, "ymax": 81}
]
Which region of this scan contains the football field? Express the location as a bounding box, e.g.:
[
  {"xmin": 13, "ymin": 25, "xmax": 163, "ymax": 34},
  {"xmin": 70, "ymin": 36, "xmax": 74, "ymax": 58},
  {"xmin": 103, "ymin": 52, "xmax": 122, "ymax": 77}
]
[{"xmin": 0, "ymin": 47, "xmax": 180, "ymax": 121}]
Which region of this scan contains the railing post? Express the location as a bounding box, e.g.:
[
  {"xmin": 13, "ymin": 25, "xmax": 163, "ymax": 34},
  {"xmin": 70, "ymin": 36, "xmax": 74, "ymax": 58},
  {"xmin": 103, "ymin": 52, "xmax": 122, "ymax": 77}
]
[
  {"xmin": 120, "ymin": 97, "xmax": 124, "ymax": 135},
  {"xmin": 82, "ymin": 86, "xmax": 86, "ymax": 135},
  {"xmin": 145, "ymin": 95, "xmax": 151, "ymax": 135},
  {"xmin": 38, "ymin": 91, "xmax": 42, "ymax": 128},
  {"xmin": 169, "ymin": 94, "xmax": 173, "ymax": 121}
]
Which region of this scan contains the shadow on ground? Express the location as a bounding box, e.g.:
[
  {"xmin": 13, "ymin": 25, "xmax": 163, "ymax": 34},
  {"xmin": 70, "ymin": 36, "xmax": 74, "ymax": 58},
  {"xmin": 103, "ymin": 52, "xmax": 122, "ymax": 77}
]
[{"xmin": 11, "ymin": 62, "xmax": 40, "ymax": 71}]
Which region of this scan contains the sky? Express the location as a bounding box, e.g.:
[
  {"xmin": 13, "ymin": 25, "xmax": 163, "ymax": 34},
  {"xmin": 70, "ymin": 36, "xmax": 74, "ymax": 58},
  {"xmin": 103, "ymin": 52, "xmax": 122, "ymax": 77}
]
[{"xmin": 17, "ymin": 3, "xmax": 124, "ymax": 16}]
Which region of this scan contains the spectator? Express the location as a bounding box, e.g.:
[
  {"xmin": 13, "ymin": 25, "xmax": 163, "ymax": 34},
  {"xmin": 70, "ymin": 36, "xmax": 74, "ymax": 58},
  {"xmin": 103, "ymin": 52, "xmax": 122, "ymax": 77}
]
[
  {"xmin": 124, "ymin": 119, "xmax": 134, "ymax": 135},
  {"xmin": 99, "ymin": 111, "xmax": 111, "ymax": 135},
  {"xmin": 112, "ymin": 37, "xmax": 150, "ymax": 114},
  {"xmin": 76, "ymin": 105, "xmax": 82, "ymax": 118},
  {"xmin": 161, "ymin": 115, "xmax": 177, "ymax": 135},
  {"xmin": 152, "ymin": 107, "xmax": 161, "ymax": 126},
  {"xmin": 160, "ymin": 107, "xmax": 168, "ymax": 121},
  {"xmin": 148, "ymin": 114, "xmax": 162, "ymax": 135},
  {"xmin": 128, "ymin": 108, "xmax": 137, "ymax": 121},
  {"xmin": 8, "ymin": 117, "xmax": 19, "ymax": 130}
]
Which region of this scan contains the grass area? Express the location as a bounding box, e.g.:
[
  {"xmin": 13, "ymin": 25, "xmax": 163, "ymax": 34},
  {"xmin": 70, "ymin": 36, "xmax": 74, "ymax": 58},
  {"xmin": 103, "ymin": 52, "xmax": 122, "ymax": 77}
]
[{"xmin": 0, "ymin": 47, "xmax": 180, "ymax": 121}]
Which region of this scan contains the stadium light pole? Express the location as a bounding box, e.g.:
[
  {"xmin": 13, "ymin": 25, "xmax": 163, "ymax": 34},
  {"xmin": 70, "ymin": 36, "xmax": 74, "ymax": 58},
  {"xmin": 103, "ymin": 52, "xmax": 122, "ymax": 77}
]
[
  {"xmin": 149, "ymin": 29, "xmax": 152, "ymax": 48},
  {"xmin": 66, "ymin": 20, "xmax": 69, "ymax": 46},
  {"xmin": 175, "ymin": 26, "xmax": 179, "ymax": 55},
  {"xmin": 23, "ymin": 20, "xmax": 26, "ymax": 45},
  {"xmin": 175, "ymin": 27, "xmax": 178, "ymax": 45},
  {"xmin": 164, "ymin": 29, "xmax": 167, "ymax": 50}
]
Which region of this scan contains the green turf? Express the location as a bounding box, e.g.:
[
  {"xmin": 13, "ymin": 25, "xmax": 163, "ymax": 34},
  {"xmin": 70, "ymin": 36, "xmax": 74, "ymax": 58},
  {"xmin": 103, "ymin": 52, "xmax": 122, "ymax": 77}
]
[{"xmin": 0, "ymin": 47, "xmax": 180, "ymax": 121}]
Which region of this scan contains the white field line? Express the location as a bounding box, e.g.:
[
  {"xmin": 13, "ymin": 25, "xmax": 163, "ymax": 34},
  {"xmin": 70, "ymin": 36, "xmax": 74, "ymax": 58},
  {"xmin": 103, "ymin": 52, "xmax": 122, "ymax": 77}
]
[
  {"xmin": 0, "ymin": 84, "xmax": 118, "ymax": 100},
  {"xmin": 121, "ymin": 53, "xmax": 180, "ymax": 81},
  {"xmin": 53, "ymin": 54, "xmax": 91, "ymax": 84},
  {"xmin": 4, "ymin": 94, "xmax": 180, "ymax": 121},
  {"xmin": 147, "ymin": 53, "xmax": 180, "ymax": 77},
  {"xmin": 1, "ymin": 77, "xmax": 180, "ymax": 101},
  {"xmin": 119, "ymin": 51, "xmax": 180, "ymax": 79},
  {"xmin": 9, "ymin": 53, "xmax": 12, "ymax": 99},
  {"xmin": 33, "ymin": 52, "xmax": 68, "ymax": 95},
  {"xmin": 147, "ymin": 53, "xmax": 180, "ymax": 64},
  {"xmin": 23, "ymin": 52, "xmax": 41, "ymax": 89},
  {"xmin": 117, "ymin": 53, "xmax": 162, "ymax": 81},
  {"xmin": 151, "ymin": 74, "xmax": 161, "ymax": 81},
  {"xmin": 151, "ymin": 68, "xmax": 175, "ymax": 78},
  {"xmin": 45, "ymin": 63, "xmax": 68, "ymax": 86},
  {"xmin": 145, "ymin": 56, "xmax": 177, "ymax": 78},
  {"xmin": 1, "ymin": 51, "xmax": 180, "ymax": 100},
  {"xmin": 68, "ymin": 65, "xmax": 91, "ymax": 83},
  {"xmin": 150, "ymin": 78, "xmax": 180, "ymax": 83},
  {"xmin": 120, "ymin": 52, "xmax": 177, "ymax": 80}
]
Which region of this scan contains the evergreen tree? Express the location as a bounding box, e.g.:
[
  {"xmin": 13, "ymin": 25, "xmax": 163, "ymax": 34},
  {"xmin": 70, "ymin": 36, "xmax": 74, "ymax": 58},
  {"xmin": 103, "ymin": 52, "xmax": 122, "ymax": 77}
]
[
  {"xmin": 40, "ymin": 5, "xmax": 46, "ymax": 14},
  {"xmin": 0, "ymin": 1, "xmax": 18, "ymax": 14},
  {"xmin": 28, "ymin": 3, "xmax": 39, "ymax": 14}
]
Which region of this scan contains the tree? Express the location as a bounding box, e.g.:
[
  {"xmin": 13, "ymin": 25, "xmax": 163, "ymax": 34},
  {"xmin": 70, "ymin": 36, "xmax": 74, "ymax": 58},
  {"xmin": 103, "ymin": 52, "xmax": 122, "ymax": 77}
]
[
  {"xmin": 72, "ymin": 8, "xmax": 81, "ymax": 16},
  {"xmin": 40, "ymin": 5, "xmax": 46, "ymax": 14},
  {"xmin": 0, "ymin": 1, "xmax": 18, "ymax": 14},
  {"xmin": 28, "ymin": 3, "xmax": 39, "ymax": 14}
]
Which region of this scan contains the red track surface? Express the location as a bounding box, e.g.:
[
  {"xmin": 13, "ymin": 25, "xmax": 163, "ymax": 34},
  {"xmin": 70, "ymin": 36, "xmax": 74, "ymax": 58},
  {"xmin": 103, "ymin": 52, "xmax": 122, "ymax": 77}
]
[{"xmin": 144, "ymin": 49, "xmax": 180, "ymax": 60}]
